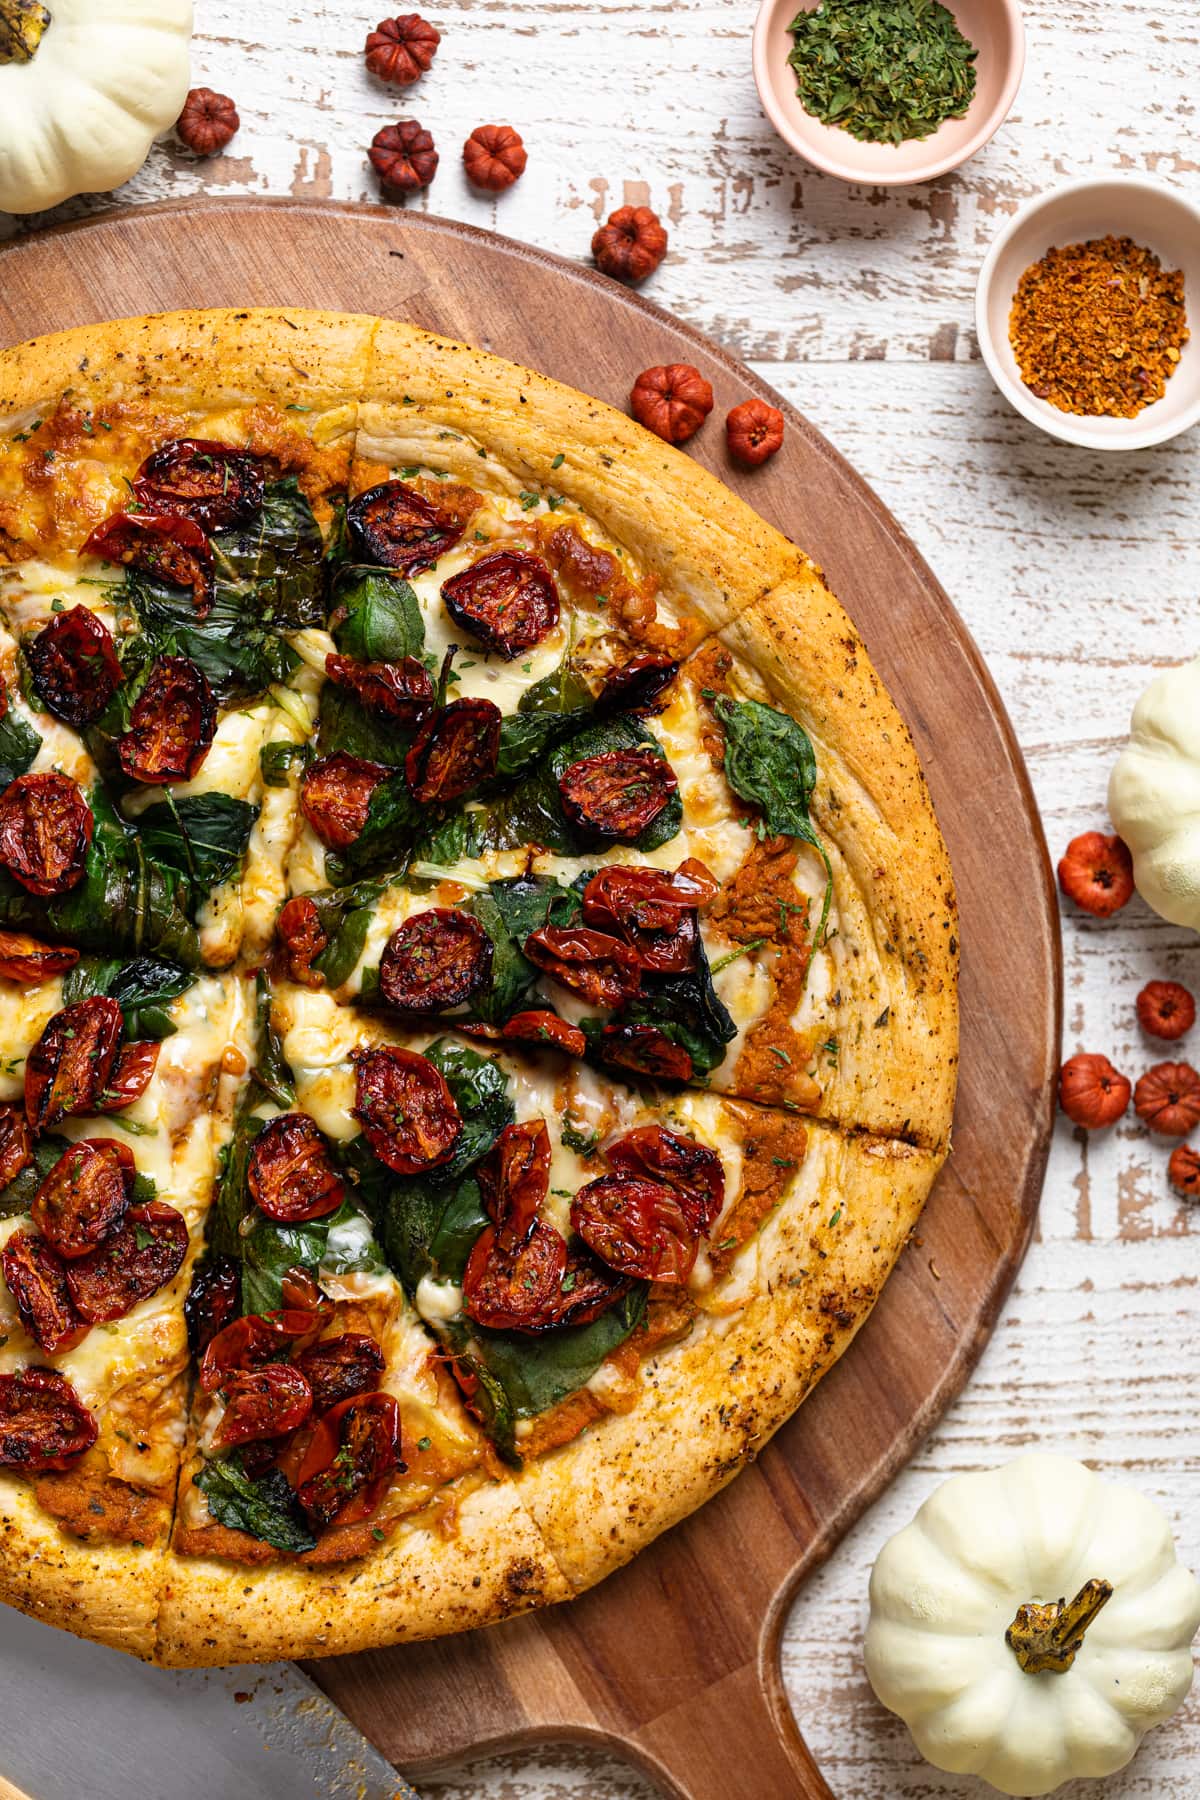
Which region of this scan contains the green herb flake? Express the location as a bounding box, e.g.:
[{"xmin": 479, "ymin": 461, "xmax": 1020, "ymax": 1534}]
[{"xmin": 787, "ymin": 0, "xmax": 978, "ymax": 147}]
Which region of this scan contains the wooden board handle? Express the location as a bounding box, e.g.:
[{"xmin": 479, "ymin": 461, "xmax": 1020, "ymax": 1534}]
[{"xmin": 630, "ymin": 1661, "xmax": 835, "ymax": 1800}]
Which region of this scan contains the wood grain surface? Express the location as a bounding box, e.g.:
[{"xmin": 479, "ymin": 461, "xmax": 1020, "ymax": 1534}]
[{"xmin": 1, "ymin": 2, "xmax": 1197, "ymax": 1794}]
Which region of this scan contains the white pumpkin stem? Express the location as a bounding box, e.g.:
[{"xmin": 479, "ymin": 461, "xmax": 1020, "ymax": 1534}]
[
  {"xmin": 0, "ymin": 0, "xmax": 50, "ymax": 63},
  {"xmin": 1006, "ymin": 1579, "xmax": 1114, "ymax": 1674}
]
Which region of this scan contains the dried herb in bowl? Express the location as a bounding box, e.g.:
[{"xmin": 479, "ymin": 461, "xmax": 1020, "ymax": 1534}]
[{"xmin": 787, "ymin": 0, "xmax": 978, "ymax": 146}]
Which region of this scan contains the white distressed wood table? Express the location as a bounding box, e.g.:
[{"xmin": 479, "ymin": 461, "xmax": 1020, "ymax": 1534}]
[{"xmin": 3, "ymin": 2, "xmax": 1199, "ymax": 1794}]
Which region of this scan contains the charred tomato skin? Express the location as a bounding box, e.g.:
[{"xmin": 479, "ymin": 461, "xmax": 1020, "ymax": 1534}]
[
  {"xmin": 81, "ymin": 510, "xmax": 215, "ymax": 618},
  {"xmin": 0, "ymin": 772, "xmax": 94, "ymax": 897},
  {"xmin": 462, "ymin": 1220, "xmax": 569, "ymax": 1332},
  {"xmin": 1, "ymin": 1231, "xmax": 88, "ymax": 1355},
  {"xmin": 296, "ymin": 1391, "xmax": 403, "ymax": 1530},
  {"xmin": 591, "ymin": 1022, "xmax": 694, "ymax": 1083},
  {"xmin": 134, "ymin": 439, "xmax": 266, "ymax": 532},
  {"xmin": 523, "ymin": 924, "xmax": 642, "ymax": 1009},
  {"xmin": 351, "ymin": 1045, "xmax": 461, "ymax": 1175},
  {"xmin": 378, "ymin": 907, "xmax": 493, "ymax": 1014},
  {"xmin": 0, "ymin": 1367, "xmax": 98, "ymax": 1473},
  {"xmin": 476, "ymin": 1118, "xmax": 552, "ymax": 1252},
  {"xmin": 277, "ymin": 895, "xmax": 329, "ymax": 988},
  {"xmin": 300, "ymin": 752, "xmax": 391, "ymax": 850},
  {"xmin": 184, "ymin": 1257, "xmax": 241, "ymax": 1355},
  {"xmin": 297, "ymin": 1333, "xmax": 386, "ymax": 1414},
  {"xmin": 347, "ymin": 480, "xmax": 465, "ymax": 574},
  {"xmin": 200, "ymin": 1308, "xmax": 328, "ymax": 1394},
  {"xmin": 213, "ymin": 1363, "xmax": 314, "ymax": 1450},
  {"xmin": 117, "ymin": 655, "xmax": 217, "ymax": 786},
  {"xmin": 30, "ymin": 1137, "xmax": 136, "ymax": 1260},
  {"xmin": 24, "ymin": 996, "xmax": 124, "ymax": 1131},
  {"xmin": 0, "ymin": 1104, "xmax": 33, "ymax": 1189},
  {"xmin": 94, "ymin": 1040, "xmax": 161, "ymax": 1113},
  {"xmin": 571, "ymin": 1172, "xmax": 706, "ymax": 1284},
  {"xmin": 595, "ymin": 653, "xmax": 680, "ymax": 718},
  {"xmin": 440, "ymin": 549, "xmax": 560, "ymax": 658},
  {"xmin": 606, "ymin": 1124, "xmax": 725, "ymax": 1230},
  {"xmin": 324, "ymin": 652, "xmax": 435, "ymax": 726},
  {"xmin": 0, "ymin": 930, "xmax": 80, "ymax": 984},
  {"xmin": 64, "ymin": 1200, "xmax": 189, "ymax": 1325},
  {"xmin": 25, "ymin": 606, "xmax": 123, "ymax": 727},
  {"xmin": 247, "ymin": 1113, "xmax": 347, "ymax": 1224},
  {"xmin": 558, "ymin": 748, "xmax": 678, "ymax": 842},
  {"xmin": 404, "ymin": 698, "xmax": 501, "ymax": 805}
]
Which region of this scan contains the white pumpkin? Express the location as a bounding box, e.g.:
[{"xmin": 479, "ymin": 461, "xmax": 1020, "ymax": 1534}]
[
  {"xmin": 0, "ymin": 0, "xmax": 193, "ymax": 215},
  {"xmin": 865, "ymin": 1455, "xmax": 1200, "ymax": 1797},
  {"xmin": 1109, "ymin": 655, "xmax": 1200, "ymax": 929}
]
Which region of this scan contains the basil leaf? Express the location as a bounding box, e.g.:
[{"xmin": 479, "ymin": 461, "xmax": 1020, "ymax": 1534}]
[
  {"xmin": 61, "ymin": 953, "xmax": 196, "ymax": 1042},
  {"xmin": 0, "ymin": 710, "xmax": 40, "ymax": 789},
  {"xmin": 135, "ymin": 792, "xmax": 258, "ymax": 894},
  {"xmin": 0, "ymin": 1134, "xmax": 70, "ymax": 1220},
  {"xmin": 714, "ymin": 697, "xmax": 832, "ymax": 943},
  {"xmin": 195, "ymin": 1451, "xmax": 316, "ymax": 1553},
  {"xmin": 330, "ymin": 565, "xmax": 424, "ymax": 663}
]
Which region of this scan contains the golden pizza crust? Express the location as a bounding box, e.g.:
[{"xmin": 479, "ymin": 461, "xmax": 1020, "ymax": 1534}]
[
  {"xmin": 716, "ymin": 575, "xmax": 958, "ymax": 1152},
  {"xmin": 0, "ymin": 309, "xmax": 957, "ymax": 1665}
]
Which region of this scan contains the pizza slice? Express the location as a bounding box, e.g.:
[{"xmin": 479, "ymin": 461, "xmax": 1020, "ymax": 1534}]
[
  {"xmin": 0, "ymin": 949, "xmax": 250, "ymax": 1657},
  {"xmin": 0, "ymin": 310, "xmax": 372, "ymax": 968}
]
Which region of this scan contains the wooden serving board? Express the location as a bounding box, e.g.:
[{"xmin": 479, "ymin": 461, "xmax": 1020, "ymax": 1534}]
[{"xmin": 0, "ymin": 199, "xmax": 1060, "ymax": 1800}]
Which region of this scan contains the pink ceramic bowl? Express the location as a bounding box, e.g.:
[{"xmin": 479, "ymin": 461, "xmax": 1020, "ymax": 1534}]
[{"xmin": 753, "ymin": 0, "xmax": 1024, "ymax": 186}]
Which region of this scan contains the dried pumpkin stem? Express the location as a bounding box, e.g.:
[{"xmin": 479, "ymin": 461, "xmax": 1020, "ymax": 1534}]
[
  {"xmin": 1006, "ymin": 1578, "xmax": 1114, "ymax": 1674},
  {"xmin": 0, "ymin": 0, "xmax": 50, "ymax": 63}
]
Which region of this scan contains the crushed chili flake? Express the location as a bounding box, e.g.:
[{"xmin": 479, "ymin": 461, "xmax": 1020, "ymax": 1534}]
[{"xmin": 1008, "ymin": 235, "xmax": 1188, "ymax": 418}]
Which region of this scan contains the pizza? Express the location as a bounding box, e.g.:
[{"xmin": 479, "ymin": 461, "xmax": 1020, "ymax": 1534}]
[{"xmin": 0, "ymin": 311, "xmax": 956, "ymax": 1666}]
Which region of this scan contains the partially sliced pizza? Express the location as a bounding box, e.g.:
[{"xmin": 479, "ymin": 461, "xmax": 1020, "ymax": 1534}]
[{"xmin": 0, "ymin": 311, "xmax": 957, "ymax": 1668}]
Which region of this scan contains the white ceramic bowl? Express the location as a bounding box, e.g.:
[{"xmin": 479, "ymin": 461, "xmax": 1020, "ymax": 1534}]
[
  {"xmin": 753, "ymin": 0, "xmax": 1024, "ymax": 187},
  {"xmin": 976, "ymin": 176, "xmax": 1200, "ymax": 450}
]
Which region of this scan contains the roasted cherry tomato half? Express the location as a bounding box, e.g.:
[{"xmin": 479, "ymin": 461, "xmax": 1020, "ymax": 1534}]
[
  {"xmin": 500, "ymin": 1010, "xmax": 586, "ymax": 1057},
  {"xmin": 595, "ymin": 653, "xmax": 680, "ymax": 718},
  {"xmin": 134, "ymin": 439, "xmax": 266, "ymax": 533},
  {"xmin": 94, "ymin": 1040, "xmax": 161, "ymax": 1113},
  {"xmin": 117, "ymin": 654, "xmax": 217, "ymax": 786},
  {"xmin": 462, "ymin": 1220, "xmax": 568, "ymax": 1333},
  {"xmin": 0, "ymin": 772, "xmax": 93, "ymax": 897},
  {"xmin": 64, "ymin": 1200, "xmax": 189, "ymax": 1325},
  {"xmin": 25, "ymin": 606, "xmax": 123, "ymax": 727},
  {"xmin": 378, "ymin": 907, "xmax": 493, "ymax": 1014},
  {"xmin": 558, "ymin": 748, "xmax": 678, "ymax": 842},
  {"xmin": 324, "ymin": 653, "xmax": 435, "ymax": 726},
  {"xmin": 0, "ymin": 929, "xmax": 79, "ymax": 984},
  {"xmin": 200, "ymin": 1307, "xmax": 328, "ymax": 1394},
  {"xmin": 571, "ymin": 1173, "xmax": 704, "ymax": 1284},
  {"xmin": 346, "ymin": 480, "xmax": 465, "ymax": 574},
  {"xmin": 0, "ymin": 1104, "xmax": 33, "ymax": 1189},
  {"xmin": 352, "ymin": 1045, "xmax": 461, "ymax": 1175},
  {"xmin": 606, "ymin": 1125, "xmax": 725, "ymax": 1231},
  {"xmin": 404, "ymin": 698, "xmax": 501, "ymax": 806},
  {"xmin": 25, "ymin": 996, "xmax": 124, "ymax": 1131},
  {"xmin": 184, "ymin": 1256, "xmax": 241, "ymax": 1356},
  {"xmin": 82, "ymin": 509, "xmax": 214, "ymax": 618},
  {"xmin": 1, "ymin": 1231, "xmax": 88, "ymax": 1354},
  {"xmin": 297, "ymin": 1333, "xmax": 386, "ymax": 1414},
  {"xmin": 31, "ymin": 1136, "xmax": 135, "ymax": 1260},
  {"xmin": 214, "ymin": 1363, "xmax": 314, "ymax": 1450},
  {"xmin": 582, "ymin": 859, "xmax": 716, "ymax": 972},
  {"xmin": 277, "ymin": 895, "xmax": 329, "ymax": 988},
  {"xmin": 300, "ymin": 752, "xmax": 391, "ymax": 850},
  {"xmin": 477, "ymin": 1119, "xmax": 552, "ymax": 1252},
  {"xmin": 523, "ymin": 925, "xmax": 642, "ymax": 1009},
  {"xmin": 591, "ymin": 1022, "xmax": 693, "ymax": 1083},
  {"xmin": 0, "ymin": 1367, "xmax": 98, "ymax": 1472},
  {"xmin": 247, "ymin": 1113, "xmax": 346, "ymax": 1224},
  {"xmin": 441, "ymin": 549, "xmax": 560, "ymax": 659},
  {"xmin": 0, "ymin": 675, "xmax": 6, "ymax": 723},
  {"xmin": 296, "ymin": 1390, "xmax": 403, "ymax": 1530},
  {"xmin": 551, "ymin": 1244, "xmax": 634, "ymax": 1327}
]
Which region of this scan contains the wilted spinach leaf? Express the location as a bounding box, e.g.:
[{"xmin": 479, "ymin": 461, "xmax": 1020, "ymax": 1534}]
[
  {"xmin": 212, "ymin": 477, "xmax": 326, "ymax": 630},
  {"xmin": 324, "ymin": 770, "xmax": 422, "ymax": 886},
  {"xmin": 478, "ymin": 715, "xmax": 681, "ymax": 855},
  {"xmin": 136, "ymin": 792, "xmax": 258, "ymax": 893},
  {"xmin": 259, "ymin": 741, "xmax": 310, "ymax": 788},
  {"xmin": 195, "ymin": 1451, "xmax": 316, "ymax": 1553},
  {"xmin": 612, "ymin": 938, "xmax": 737, "ymax": 1077},
  {"xmin": 308, "ymin": 880, "xmax": 384, "ymax": 988},
  {"xmin": 0, "ymin": 1134, "xmax": 70, "ymax": 1220},
  {"xmin": 0, "ymin": 710, "xmax": 40, "ymax": 789},
  {"xmin": 714, "ymin": 697, "xmax": 832, "ymax": 942},
  {"xmin": 329, "ymin": 565, "xmax": 424, "ymax": 663},
  {"xmin": 254, "ymin": 971, "xmax": 294, "ymax": 1108},
  {"xmin": 240, "ymin": 1198, "xmax": 383, "ymax": 1316}
]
